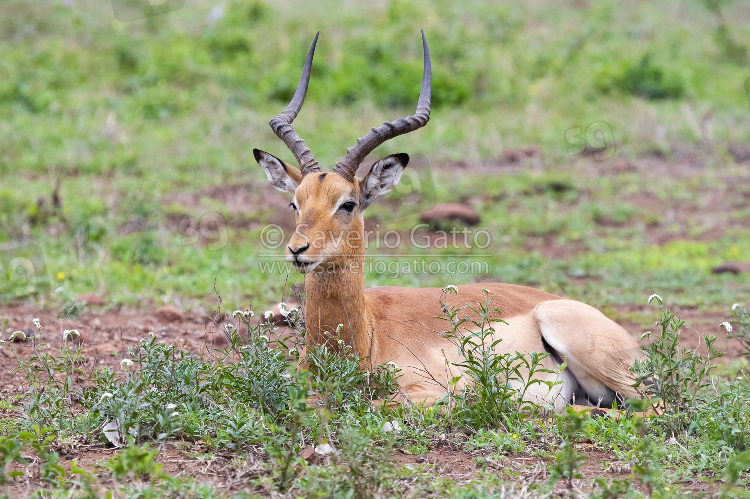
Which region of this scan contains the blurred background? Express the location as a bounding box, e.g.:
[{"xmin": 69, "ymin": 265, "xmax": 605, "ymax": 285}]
[{"xmin": 0, "ymin": 0, "xmax": 748, "ymax": 319}]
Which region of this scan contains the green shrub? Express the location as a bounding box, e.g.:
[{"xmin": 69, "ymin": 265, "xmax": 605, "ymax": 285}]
[
  {"xmin": 440, "ymin": 287, "xmax": 561, "ymax": 431},
  {"xmin": 596, "ymin": 53, "xmax": 685, "ymax": 99},
  {"xmin": 632, "ymin": 299, "xmax": 722, "ymax": 432}
]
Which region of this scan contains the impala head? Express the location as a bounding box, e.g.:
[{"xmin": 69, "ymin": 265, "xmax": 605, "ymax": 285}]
[{"xmin": 254, "ymin": 31, "xmax": 431, "ymax": 274}]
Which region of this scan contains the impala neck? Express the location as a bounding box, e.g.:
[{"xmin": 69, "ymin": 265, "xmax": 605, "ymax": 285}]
[{"xmin": 304, "ymin": 254, "xmax": 371, "ymax": 358}]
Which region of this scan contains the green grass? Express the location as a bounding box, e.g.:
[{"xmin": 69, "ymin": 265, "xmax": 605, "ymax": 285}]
[
  {"xmin": 1, "ymin": 0, "xmax": 749, "ymax": 314},
  {"xmin": 1, "ymin": 302, "xmax": 750, "ymax": 496}
]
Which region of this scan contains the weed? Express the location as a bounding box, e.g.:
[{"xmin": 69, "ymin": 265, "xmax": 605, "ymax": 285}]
[
  {"xmin": 0, "ymin": 434, "xmax": 26, "ymax": 484},
  {"xmin": 596, "ymin": 53, "xmax": 685, "ymax": 99},
  {"xmin": 722, "ymin": 450, "xmax": 750, "ymax": 498},
  {"xmin": 632, "ymin": 301, "xmax": 722, "ymax": 432},
  {"xmin": 726, "ymin": 303, "xmax": 750, "ymax": 356},
  {"xmin": 548, "ymin": 408, "xmax": 586, "ymax": 490},
  {"xmin": 10, "ymin": 320, "xmax": 86, "ymax": 431},
  {"xmin": 336, "ymin": 424, "xmax": 394, "ymax": 499},
  {"xmin": 700, "ymin": 367, "xmax": 750, "ymax": 451},
  {"xmin": 440, "ymin": 288, "xmax": 561, "ymax": 430}
]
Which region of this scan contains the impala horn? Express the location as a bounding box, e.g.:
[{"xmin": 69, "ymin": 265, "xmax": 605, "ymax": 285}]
[
  {"xmin": 333, "ymin": 30, "xmax": 432, "ymax": 182},
  {"xmin": 269, "ymin": 32, "xmax": 320, "ymax": 176}
]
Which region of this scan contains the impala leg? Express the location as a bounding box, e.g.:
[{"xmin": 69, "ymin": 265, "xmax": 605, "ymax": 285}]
[{"xmin": 535, "ymin": 300, "xmax": 644, "ymax": 408}]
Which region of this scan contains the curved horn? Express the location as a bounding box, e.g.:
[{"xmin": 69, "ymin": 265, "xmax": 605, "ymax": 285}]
[
  {"xmin": 333, "ymin": 30, "xmax": 431, "ymax": 181},
  {"xmin": 269, "ymin": 32, "xmax": 320, "ymax": 176}
]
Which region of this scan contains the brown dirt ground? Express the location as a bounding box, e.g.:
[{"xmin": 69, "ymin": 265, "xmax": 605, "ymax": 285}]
[{"xmin": 2, "ymin": 153, "xmax": 747, "ymax": 495}]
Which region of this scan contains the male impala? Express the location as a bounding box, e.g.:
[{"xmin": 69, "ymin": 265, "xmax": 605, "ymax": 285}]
[{"xmin": 254, "ymin": 32, "xmax": 644, "ymax": 411}]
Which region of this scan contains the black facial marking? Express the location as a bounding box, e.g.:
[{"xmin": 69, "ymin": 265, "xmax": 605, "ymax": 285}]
[{"xmin": 319, "ymin": 173, "xmax": 328, "ymax": 182}]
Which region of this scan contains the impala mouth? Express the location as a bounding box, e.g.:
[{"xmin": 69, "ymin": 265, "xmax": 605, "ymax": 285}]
[{"xmin": 286, "ymin": 255, "xmax": 320, "ymax": 273}]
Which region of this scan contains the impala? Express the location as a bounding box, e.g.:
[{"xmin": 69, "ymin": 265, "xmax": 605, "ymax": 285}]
[{"xmin": 254, "ymin": 31, "xmax": 644, "ymax": 411}]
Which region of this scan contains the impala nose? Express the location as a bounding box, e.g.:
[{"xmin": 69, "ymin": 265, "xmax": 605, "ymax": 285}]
[{"xmin": 288, "ymin": 242, "xmax": 310, "ymax": 255}]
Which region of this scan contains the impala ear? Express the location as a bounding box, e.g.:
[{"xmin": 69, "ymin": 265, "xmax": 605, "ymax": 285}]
[
  {"xmin": 359, "ymin": 153, "xmax": 409, "ymax": 209},
  {"xmin": 254, "ymin": 149, "xmax": 303, "ymax": 194}
]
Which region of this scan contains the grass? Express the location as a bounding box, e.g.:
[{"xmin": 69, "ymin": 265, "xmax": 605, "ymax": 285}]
[
  {"xmin": 0, "ymin": 300, "xmax": 749, "ymax": 496},
  {"xmin": 0, "ymin": 0, "xmax": 749, "ymax": 311}
]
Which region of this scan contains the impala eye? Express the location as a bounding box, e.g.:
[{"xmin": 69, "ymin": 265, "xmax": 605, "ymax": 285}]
[{"xmin": 339, "ymin": 201, "xmax": 356, "ymax": 213}]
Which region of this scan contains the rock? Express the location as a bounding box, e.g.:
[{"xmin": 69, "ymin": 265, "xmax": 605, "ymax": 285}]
[
  {"xmin": 103, "ymin": 420, "xmax": 123, "ymax": 447},
  {"xmin": 300, "ymin": 445, "xmax": 315, "ymax": 461},
  {"xmin": 419, "ymin": 203, "xmax": 480, "ymax": 227},
  {"xmin": 728, "ymin": 142, "xmax": 750, "ymax": 163},
  {"xmin": 589, "ymin": 408, "xmax": 608, "ymax": 419},
  {"xmin": 154, "ymin": 306, "xmax": 185, "ymax": 323},
  {"xmin": 10, "ymin": 329, "xmax": 34, "ymax": 342},
  {"xmin": 78, "ymin": 293, "xmax": 105, "ymax": 306},
  {"xmin": 382, "ymin": 421, "xmax": 402, "ymax": 433},
  {"xmin": 314, "ymin": 443, "xmax": 335, "ymax": 456},
  {"xmin": 711, "ymin": 261, "xmax": 750, "ymax": 275},
  {"xmin": 498, "ymin": 146, "xmax": 541, "ymax": 165},
  {"xmin": 300, "ymin": 444, "xmax": 331, "ymax": 465}
]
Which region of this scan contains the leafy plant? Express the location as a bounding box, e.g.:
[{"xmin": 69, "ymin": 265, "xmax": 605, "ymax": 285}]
[
  {"xmin": 699, "ymin": 367, "xmax": 750, "ymax": 451},
  {"xmin": 0, "ymin": 434, "xmax": 26, "ymax": 484},
  {"xmin": 11, "ymin": 321, "xmax": 86, "ymax": 430},
  {"xmin": 440, "ymin": 288, "xmax": 562, "ymax": 430},
  {"xmin": 726, "ymin": 303, "xmax": 750, "ymax": 356},
  {"xmin": 722, "ymin": 450, "xmax": 750, "ymax": 498},
  {"xmin": 596, "ymin": 53, "xmax": 685, "ymax": 99},
  {"xmin": 632, "ymin": 300, "xmax": 723, "ymax": 432},
  {"xmin": 548, "ymin": 408, "xmax": 586, "ymax": 490},
  {"xmin": 108, "ymin": 440, "xmax": 165, "ymax": 485}
]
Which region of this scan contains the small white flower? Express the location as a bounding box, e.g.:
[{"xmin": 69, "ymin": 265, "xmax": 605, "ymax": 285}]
[
  {"xmin": 232, "ymin": 309, "xmax": 254, "ymax": 319},
  {"xmin": 260, "ymin": 335, "xmax": 269, "ymax": 342},
  {"xmin": 101, "ymin": 392, "xmax": 113, "ymax": 399},
  {"xmin": 170, "ymin": 411, "xmax": 179, "ymax": 418},
  {"xmin": 482, "ymin": 288, "xmax": 490, "ymax": 294},
  {"xmin": 336, "ymin": 324, "xmax": 344, "ymax": 335},
  {"xmin": 721, "ymin": 322, "xmax": 733, "ymax": 333},
  {"xmin": 62, "ymin": 329, "xmax": 80, "ymax": 341},
  {"xmin": 9, "ymin": 331, "xmax": 26, "ymax": 341},
  {"xmin": 640, "ymin": 331, "xmax": 652, "ymax": 340},
  {"xmin": 33, "ymin": 318, "xmax": 41, "ymax": 329},
  {"xmin": 166, "ymin": 403, "xmax": 177, "ymax": 410},
  {"xmin": 315, "ymin": 443, "xmax": 334, "ymax": 455},
  {"xmin": 387, "ymin": 361, "xmax": 397, "ymax": 368},
  {"xmin": 289, "ymin": 348, "xmax": 298, "ymax": 356},
  {"xmin": 264, "ymin": 311, "xmax": 274, "ymax": 320},
  {"xmin": 732, "ymin": 303, "xmax": 742, "ymax": 312},
  {"xmin": 224, "ymin": 323, "xmax": 236, "ymax": 333},
  {"xmin": 647, "ymin": 294, "xmax": 662, "ymax": 305},
  {"xmin": 278, "ymin": 302, "xmax": 289, "ymax": 317},
  {"xmin": 443, "ymin": 284, "xmax": 458, "ymax": 294},
  {"xmin": 120, "ymin": 359, "xmax": 134, "ymax": 371},
  {"xmin": 281, "ymin": 372, "xmax": 292, "ymax": 379}
]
